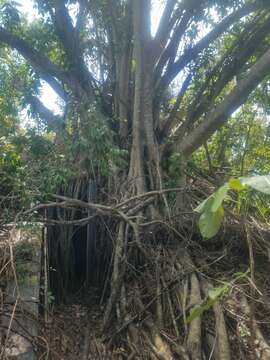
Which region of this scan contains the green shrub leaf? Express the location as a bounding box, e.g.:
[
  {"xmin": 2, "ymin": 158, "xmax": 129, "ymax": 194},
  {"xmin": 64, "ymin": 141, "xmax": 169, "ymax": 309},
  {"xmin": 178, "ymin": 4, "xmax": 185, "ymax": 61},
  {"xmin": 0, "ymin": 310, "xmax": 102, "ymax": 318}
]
[
  {"xmin": 211, "ymin": 183, "xmax": 230, "ymax": 212},
  {"xmin": 194, "ymin": 195, "xmax": 213, "ymax": 213},
  {"xmin": 198, "ymin": 206, "xmax": 224, "ymax": 239},
  {"xmin": 187, "ymin": 285, "xmax": 228, "ymax": 323},
  {"xmin": 241, "ymin": 175, "xmax": 270, "ymax": 194},
  {"xmin": 208, "ymin": 285, "xmax": 228, "ymax": 300}
]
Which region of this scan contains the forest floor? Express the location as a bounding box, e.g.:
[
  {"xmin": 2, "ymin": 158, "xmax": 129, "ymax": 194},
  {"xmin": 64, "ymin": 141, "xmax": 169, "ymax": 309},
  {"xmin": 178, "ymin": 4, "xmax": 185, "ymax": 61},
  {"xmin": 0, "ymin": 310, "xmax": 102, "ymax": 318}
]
[
  {"xmin": 2, "ymin": 253, "xmax": 270, "ymax": 359},
  {"xmin": 2, "ymin": 214, "xmax": 270, "ymax": 359},
  {"xmin": 37, "ymin": 284, "xmax": 270, "ymax": 360},
  {"xmin": 35, "ymin": 246, "xmax": 270, "ymax": 360},
  {"xmin": 38, "ymin": 287, "xmax": 111, "ymax": 360}
]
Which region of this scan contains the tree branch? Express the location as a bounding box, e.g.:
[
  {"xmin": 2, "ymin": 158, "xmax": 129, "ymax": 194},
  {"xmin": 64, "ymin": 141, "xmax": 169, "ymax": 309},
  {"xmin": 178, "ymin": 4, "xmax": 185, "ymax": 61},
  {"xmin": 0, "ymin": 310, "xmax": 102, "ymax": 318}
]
[
  {"xmin": 154, "ymin": 0, "xmax": 176, "ymax": 45},
  {"xmin": 157, "ymin": 2, "xmax": 260, "ymax": 92},
  {"xmin": 159, "ymin": 72, "xmax": 193, "ymax": 140},
  {"xmin": 0, "ymin": 27, "xmax": 82, "ymax": 98},
  {"xmin": 181, "ymin": 14, "xmax": 270, "ymax": 134},
  {"xmin": 48, "ymin": 0, "xmax": 96, "ymax": 94},
  {"xmin": 38, "ymin": 73, "xmax": 66, "ymax": 100},
  {"xmin": 49, "ymin": 0, "xmax": 81, "ymax": 67},
  {"xmin": 179, "ymin": 47, "xmax": 270, "ymax": 156},
  {"xmin": 76, "ymin": 0, "xmax": 88, "ymax": 33},
  {"xmin": 27, "ymin": 96, "xmax": 64, "ymax": 132},
  {"xmin": 154, "ymin": 8, "xmax": 192, "ymax": 82}
]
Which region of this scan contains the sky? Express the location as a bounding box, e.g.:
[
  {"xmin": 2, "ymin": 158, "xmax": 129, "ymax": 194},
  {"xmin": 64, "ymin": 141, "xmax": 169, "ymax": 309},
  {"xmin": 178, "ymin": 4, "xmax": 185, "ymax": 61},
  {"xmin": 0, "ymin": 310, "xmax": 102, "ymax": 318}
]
[{"xmin": 16, "ymin": 0, "xmax": 165, "ymax": 116}]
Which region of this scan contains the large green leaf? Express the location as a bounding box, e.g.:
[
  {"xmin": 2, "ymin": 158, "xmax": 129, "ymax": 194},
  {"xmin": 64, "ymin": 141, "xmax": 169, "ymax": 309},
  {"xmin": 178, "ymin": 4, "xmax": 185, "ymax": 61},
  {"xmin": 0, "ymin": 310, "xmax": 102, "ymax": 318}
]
[
  {"xmin": 194, "ymin": 194, "xmax": 213, "ymax": 213},
  {"xmin": 241, "ymin": 175, "xmax": 270, "ymax": 194},
  {"xmin": 195, "ymin": 183, "xmax": 229, "ymax": 214},
  {"xmin": 210, "ymin": 183, "xmax": 230, "ymax": 212},
  {"xmin": 196, "ymin": 175, "xmax": 270, "ymax": 240},
  {"xmin": 198, "ymin": 206, "xmax": 224, "ymax": 239}
]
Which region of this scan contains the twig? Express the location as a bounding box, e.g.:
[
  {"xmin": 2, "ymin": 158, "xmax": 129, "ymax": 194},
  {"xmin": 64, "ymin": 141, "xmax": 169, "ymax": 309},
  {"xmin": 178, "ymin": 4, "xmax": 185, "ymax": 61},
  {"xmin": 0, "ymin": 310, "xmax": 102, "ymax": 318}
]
[
  {"xmin": 115, "ymin": 187, "xmax": 188, "ymax": 209},
  {"xmin": 0, "ymin": 297, "xmax": 19, "ymax": 358}
]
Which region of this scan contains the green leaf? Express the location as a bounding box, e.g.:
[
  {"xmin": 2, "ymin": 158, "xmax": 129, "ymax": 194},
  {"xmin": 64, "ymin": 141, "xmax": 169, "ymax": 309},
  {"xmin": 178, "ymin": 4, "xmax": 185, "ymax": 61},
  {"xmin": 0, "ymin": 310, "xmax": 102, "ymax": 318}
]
[
  {"xmin": 194, "ymin": 195, "xmax": 213, "ymax": 213},
  {"xmin": 229, "ymin": 178, "xmax": 245, "ymax": 191},
  {"xmin": 187, "ymin": 285, "xmax": 228, "ymax": 323},
  {"xmin": 208, "ymin": 285, "xmax": 228, "ymax": 300},
  {"xmin": 199, "ymin": 206, "xmax": 224, "ymax": 239},
  {"xmin": 187, "ymin": 304, "xmax": 206, "ymax": 323},
  {"xmin": 241, "ymin": 175, "xmax": 270, "ymax": 194},
  {"xmin": 195, "ymin": 183, "xmax": 229, "ymax": 214},
  {"xmin": 211, "ymin": 183, "xmax": 229, "ymax": 212}
]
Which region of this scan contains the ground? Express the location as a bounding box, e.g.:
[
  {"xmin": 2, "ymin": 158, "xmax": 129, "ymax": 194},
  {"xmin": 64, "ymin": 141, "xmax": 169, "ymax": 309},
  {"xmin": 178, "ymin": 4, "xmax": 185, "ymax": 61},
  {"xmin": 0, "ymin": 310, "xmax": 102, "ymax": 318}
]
[{"xmin": 38, "ymin": 288, "xmax": 111, "ymax": 360}]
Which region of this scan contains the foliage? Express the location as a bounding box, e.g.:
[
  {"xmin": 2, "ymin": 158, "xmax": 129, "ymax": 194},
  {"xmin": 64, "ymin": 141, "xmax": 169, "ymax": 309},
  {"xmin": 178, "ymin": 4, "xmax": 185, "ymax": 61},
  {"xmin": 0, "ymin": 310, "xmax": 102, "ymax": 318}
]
[
  {"xmin": 187, "ymin": 270, "xmax": 250, "ymax": 323},
  {"xmin": 0, "ymin": 109, "xmax": 127, "ymax": 222},
  {"xmin": 187, "ymin": 284, "xmax": 229, "ymax": 323},
  {"xmin": 192, "ymin": 92, "xmax": 270, "ymax": 177},
  {"xmin": 68, "ymin": 108, "xmax": 128, "ymax": 177},
  {"xmin": 195, "ymin": 176, "xmax": 270, "ymax": 239}
]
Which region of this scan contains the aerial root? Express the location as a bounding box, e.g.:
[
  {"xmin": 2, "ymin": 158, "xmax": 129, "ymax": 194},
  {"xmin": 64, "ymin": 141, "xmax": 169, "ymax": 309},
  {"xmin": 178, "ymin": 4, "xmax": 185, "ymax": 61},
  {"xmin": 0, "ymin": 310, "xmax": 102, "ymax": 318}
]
[
  {"xmin": 120, "ymin": 285, "xmax": 140, "ymax": 359},
  {"xmin": 228, "ymin": 291, "xmax": 270, "ymax": 360},
  {"xmin": 135, "ymin": 290, "xmax": 174, "ymax": 360},
  {"xmin": 156, "ymin": 263, "xmax": 163, "ymax": 329},
  {"xmin": 103, "ymin": 221, "xmax": 126, "ymax": 329},
  {"xmin": 186, "ymin": 273, "xmax": 202, "ymax": 360},
  {"xmin": 202, "ymin": 281, "xmax": 231, "ymax": 360},
  {"xmin": 161, "ymin": 275, "xmax": 179, "ymax": 338},
  {"xmin": 212, "ymin": 300, "xmax": 231, "ymax": 360},
  {"xmin": 100, "ymin": 234, "xmax": 270, "ymax": 359}
]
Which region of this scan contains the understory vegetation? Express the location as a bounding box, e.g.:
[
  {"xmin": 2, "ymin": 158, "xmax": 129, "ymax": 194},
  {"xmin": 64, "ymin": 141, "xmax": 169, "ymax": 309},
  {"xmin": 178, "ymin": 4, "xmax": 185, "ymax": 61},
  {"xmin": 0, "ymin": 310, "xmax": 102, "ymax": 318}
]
[{"xmin": 1, "ymin": 0, "xmax": 270, "ymax": 359}]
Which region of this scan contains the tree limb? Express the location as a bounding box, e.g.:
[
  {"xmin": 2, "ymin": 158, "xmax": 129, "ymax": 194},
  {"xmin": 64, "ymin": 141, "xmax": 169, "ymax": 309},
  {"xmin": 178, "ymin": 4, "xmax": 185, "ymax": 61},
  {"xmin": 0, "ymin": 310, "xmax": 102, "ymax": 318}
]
[
  {"xmin": 157, "ymin": 2, "xmax": 260, "ymax": 92},
  {"xmin": 179, "ymin": 46, "xmax": 270, "ymax": 155},
  {"xmin": 181, "ymin": 14, "xmax": 270, "ymax": 134},
  {"xmin": 37, "ymin": 73, "xmax": 66, "ymax": 100},
  {"xmin": 159, "ymin": 72, "xmax": 193, "ymax": 140},
  {"xmin": 154, "ymin": 8, "xmax": 192, "ymax": 82},
  {"xmin": 154, "ymin": 0, "xmax": 177, "ymax": 54},
  {"xmin": 0, "ymin": 27, "xmax": 81, "ymax": 97},
  {"xmin": 27, "ymin": 96, "xmax": 64, "ymax": 132},
  {"xmin": 48, "ymin": 0, "xmax": 96, "ymax": 94}
]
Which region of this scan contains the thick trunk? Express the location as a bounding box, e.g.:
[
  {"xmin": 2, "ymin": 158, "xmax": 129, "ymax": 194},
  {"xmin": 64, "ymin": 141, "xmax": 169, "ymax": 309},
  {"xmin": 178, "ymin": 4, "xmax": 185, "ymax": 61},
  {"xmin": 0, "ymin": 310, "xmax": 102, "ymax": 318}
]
[
  {"xmin": 128, "ymin": 0, "xmax": 149, "ymax": 194},
  {"xmin": 128, "ymin": 0, "xmax": 161, "ymax": 196},
  {"xmin": 128, "ymin": 42, "xmax": 145, "ymax": 194}
]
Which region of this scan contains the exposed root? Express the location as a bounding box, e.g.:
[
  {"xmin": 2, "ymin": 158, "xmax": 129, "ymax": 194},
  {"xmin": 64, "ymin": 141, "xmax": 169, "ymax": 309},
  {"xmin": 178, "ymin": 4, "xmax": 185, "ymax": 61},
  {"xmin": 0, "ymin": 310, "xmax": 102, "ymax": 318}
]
[
  {"xmin": 230, "ymin": 291, "xmax": 270, "ymax": 360},
  {"xmin": 186, "ymin": 273, "xmax": 202, "ymax": 360},
  {"xmin": 120, "ymin": 285, "xmax": 140, "ymax": 358},
  {"xmin": 156, "ymin": 255, "xmax": 163, "ymax": 329},
  {"xmin": 103, "ymin": 222, "xmax": 126, "ymax": 329},
  {"xmin": 202, "ymin": 281, "xmax": 231, "ymax": 360},
  {"xmin": 135, "ymin": 289, "xmax": 173, "ymax": 360},
  {"xmin": 161, "ymin": 275, "xmax": 179, "ymax": 338},
  {"xmin": 31, "ymin": 179, "xmax": 270, "ymax": 359},
  {"xmin": 213, "ymin": 301, "xmax": 231, "ymax": 360}
]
